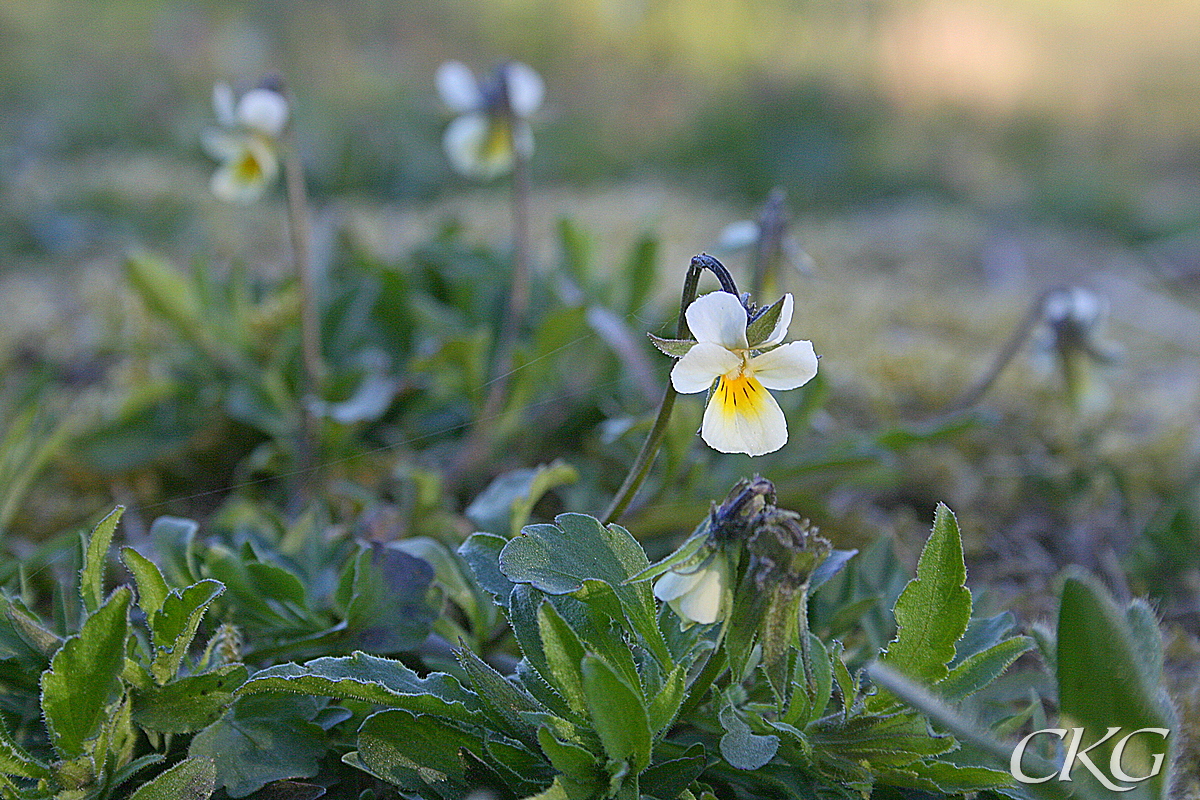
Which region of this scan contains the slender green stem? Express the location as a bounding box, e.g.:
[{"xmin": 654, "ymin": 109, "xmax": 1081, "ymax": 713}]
[
  {"xmin": 449, "ymin": 140, "xmax": 531, "ymax": 486},
  {"xmin": 601, "ymin": 254, "xmax": 739, "ymax": 524}
]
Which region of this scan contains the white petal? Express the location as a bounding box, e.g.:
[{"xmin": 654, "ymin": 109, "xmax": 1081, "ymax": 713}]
[
  {"xmin": 201, "ymin": 129, "xmax": 242, "ymax": 160},
  {"xmin": 759, "ymin": 293, "xmax": 794, "ymax": 347},
  {"xmin": 654, "ymin": 564, "xmax": 726, "ymax": 624},
  {"xmin": 442, "ymin": 113, "xmax": 513, "ymax": 179},
  {"xmin": 701, "ymin": 375, "xmax": 787, "ymax": 456},
  {"xmin": 653, "ymin": 569, "xmax": 705, "ymax": 603},
  {"xmin": 209, "ymin": 139, "xmax": 278, "ymax": 203},
  {"xmin": 212, "ymin": 83, "xmax": 236, "ymax": 127},
  {"xmin": 671, "ymin": 342, "xmax": 741, "ymax": 394},
  {"xmin": 236, "ymin": 88, "xmax": 289, "ymax": 138},
  {"xmin": 503, "ymin": 62, "xmax": 544, "ymax": 116},
  {"xmin": 685, "ymin": 291, "xmax": 749, "ymax": 350},
  {"xmin": 436, "ymin": 61, "xmax": 482, "ymax": 112},
  {"xmin": 750, "ymin": 340, "xmax": 818, "ymax": 390},
  {"xmin": 717, "ymin": 220, "xmax": 760, "ymax": 250}
]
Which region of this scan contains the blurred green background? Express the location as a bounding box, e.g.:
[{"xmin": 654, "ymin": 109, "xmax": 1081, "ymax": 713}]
[{"xmin": 4, "ymin": 0, "xmax": 1200, "ymax": 266}]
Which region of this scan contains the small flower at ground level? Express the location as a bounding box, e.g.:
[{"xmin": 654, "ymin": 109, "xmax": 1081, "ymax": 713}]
[
  {"xmin": 203, "ymin": 81, "xmax": 289, "ymax": 203},
  {"xmin": 652, "ymin": 555, "xmax": 730, "ymax": 625},
  {"xmin": 436, "ymin": 60, "xmax": 543, "ymax": 180},
  {"xmin": 670, "ymin": 291, "xmax": 817, "ymax": 456},
  {"xmin": 1035, "ymin": 286, "xmax": 1119, "ymax": 411}
]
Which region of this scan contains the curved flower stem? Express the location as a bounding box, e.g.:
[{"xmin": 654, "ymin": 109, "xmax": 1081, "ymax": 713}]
[
  {"xmin": 601, "ymin": 254, "xmax": 738, "ymax": 524},
  {"xmin": 938, "ymin": 288, "xmax": 1051, "ymax": 416}
]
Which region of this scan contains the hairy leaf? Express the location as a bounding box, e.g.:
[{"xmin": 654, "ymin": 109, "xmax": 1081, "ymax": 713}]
[
  {"xmin": 81, "ymin": 507, "xmax": 123, "ymax": 615},
  {"xmin": 127, "ymin": 756, "xmax": 217, "ymax": 800},
  {"xmin": 878, "ymin": 504, "xmax": 970, "ymax": 692},
  {"xmin": 41, "ymin": 586, "xmax": 130, "ymax": 758}
]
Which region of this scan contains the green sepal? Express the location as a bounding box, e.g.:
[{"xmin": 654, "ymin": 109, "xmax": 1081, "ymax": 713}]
[{"xmin": 647, "ymin": 335, "xmax": 696, "ymax": 359}]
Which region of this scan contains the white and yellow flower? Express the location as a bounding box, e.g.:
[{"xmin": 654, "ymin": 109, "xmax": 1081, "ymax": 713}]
[
  {"xmin": 436, "ymin": 60, "xmax": 543, "ymax": 180},
  {"xmin": 671, "ymin": 291, "xmax": 817, "ymax": 456},
  {"xmin": 652, "ymin": 556, "xmax": 730, "ymax": 625},
  {"xmin": 203, "ymin": 82, "xmax": 289, "ymax": 203}
]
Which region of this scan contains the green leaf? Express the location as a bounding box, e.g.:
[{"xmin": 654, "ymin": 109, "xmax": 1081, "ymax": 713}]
[
  {"xmin": 150, "ymin": 580, "xmax": 224, "ymax": 684},
  {"xmin": 537, "ymin": 727, "xmax": 600, "ymax": 787},
  {"xmin": 465, "ymin": 461, "xmax": 579, "ymax": 537},
  {"xmin": 808, "ymin": 710, "xmax": 954, "ymax": 768},
  {"xmin": 121, "ymin": 547, "xmax": 169, "ymax": 619},
  {"xmin": 877, "ymin": 503, "xmax": 971, "ymax": 693},
  {"xmin": 342, "ymin": 544, "xmax": 436, "ymax": 654},
  {"xmin": 41, "ymin": 586, "xmax": 130, "ymax": 759},
  {"xmin": 1056, "ymin": 571, "xmax": 1176, "ymax": 798},
  {"xmin": 537, "ymin": 602, "xmax": 588, "ymax": 714},
  {"xmin": 354, "ymin": 709, "xmax": 487, "ymax": 796},
  {"xmin": 499, "ymin": 514, "xmax": 667, "ymax": 662},
  {"xmin": 127, "ymin": 756, "xmax": 216, "ymax": 800},
  {"xmin": 81, "ymin": 507, "xmax": 123, "ymax": 615},
  {"xmin": 238, "ymin": 652, "xmax": 478, "ymax": 722},
  {"xmin": 581, "ymin": 655, "xmax": 651, "ymax": 773},
  {"xmin": 621, "ymin": 232, "xmax": 659, "ymax": 314},
  {"xmin": 459, "ymin": 533, "xmax": 516, "ymax": 606},
  {"xmin": 646, "ymin": 334, "xmax": 696, "ymax": 359},
  {"xmin": 646, "ymin": 662, "xmax": 688, "ymax": 735},
  {"xmin": 132, "ymin": 664, "xmax": 248, "ymax": 733},
  {"xmin": 0, "ymin": 717, "xmax": 52, "ymax": 779},
  {"xmin": 877, "ymin": 761, "xmax": 1013, "ymax": 794},
  {"xmin": 937, "ymin": 636, "xmax": 1033, "ymax": 703},
  {"xmin": 456, "ymin": 647, "xmax": 543, "ymax": 742},
  {"xmin": 718, "ymin": 705, "xmax": 779, "ymax": 770},
  {"xmin": 639, "ymin": 743, "xmax": 706, "ymax": 800},
  {"xmin": 745, "ymin": 294, "xmax": 788, "ymax": 348},
  {"xmin": 189, "ymin": 694, "xmax": 325, "ymax": 798}
]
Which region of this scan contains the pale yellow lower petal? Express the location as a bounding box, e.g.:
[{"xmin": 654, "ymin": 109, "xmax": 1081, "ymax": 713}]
[{"xmin": 701, "ymin": 373, "xmax": 787, "ymax": 456}]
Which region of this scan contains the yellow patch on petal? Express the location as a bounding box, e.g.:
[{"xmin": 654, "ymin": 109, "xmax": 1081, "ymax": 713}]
[
  {"xmin": 232, "ymin": 150, "xmax": 265, "ymax": 185},
  {"xmin": 714, "ymin": 373, "xmax": 771, "ymax": 420},
  {"xmin": 480, "ymin": 119, "xmax": 513, "ymax": 166}
]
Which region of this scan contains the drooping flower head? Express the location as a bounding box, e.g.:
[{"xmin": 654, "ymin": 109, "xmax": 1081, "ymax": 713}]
[
  {"xmin": 657, "ymin": 290, "xmax": 817, "ymax": 456},
  {"xmin": 1036, "ymin": 286, "xmax": 1119, "ymax": 411},
  {"xmin": 436, "ymin": 60, "xmax": 543, "ymax": 180},
  {"xmin": 203, "ymin": 79, "xmax": 289, "ymax": 203}
]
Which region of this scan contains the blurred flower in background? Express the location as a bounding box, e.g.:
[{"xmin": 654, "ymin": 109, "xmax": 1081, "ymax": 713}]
[
  {"xmin": 1034, "ymin": 286, "xmax": 1120, "ymax": 412},
  {"xmin": 203, "ymin": 80, "xmax": 289, "ymax": 203},
  {"xmin": 436, "ymin": 60, "xmax": 544, "ymax": 180}
]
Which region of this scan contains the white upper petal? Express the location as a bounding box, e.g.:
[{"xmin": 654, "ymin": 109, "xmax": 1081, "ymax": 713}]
[
  {"xmin": 654, "ymin": 563, "xmax": 726, "ymax": 624},
  {"xmin": 212, "ymin": 83, "xmax": 236, "ymax": 127},
  {"xmin": 750, "ymin": 340, "xmax": 818, "ymax": 390},
  {"xmin": 701, "ymin": 380, "xmax": 787, "ymax": 456},
  {"xmin": 717, "ymin": 220, "xmax": 760, "ymax": 251},
  {"xmin": 442, "ymin": 113, "xmax": 512, "ymax": 179},
  {"xmin": 503, "ymin": 62, "xmax": 544, "ymax": 116},
  {"xmin": 759, "ymin": 293, "xmax": 794, "ymax": 347},
  {"xmin": 236, "ymin": 88, "xmax": 289, "ymax": 138},
  {"xmin": 653, "ymin": 568, "xmax": 705, "ymax": 603},
  {"xmin": 685, "ymin": 291, "xmax": 749, "ymax": 350},
  {"xmin": 436, "ymin": 61, "xmax": 482, "ymax": 112},
  {"xmin": 671, "ymin": 342, "xmax": 741, "ymax": 394}
]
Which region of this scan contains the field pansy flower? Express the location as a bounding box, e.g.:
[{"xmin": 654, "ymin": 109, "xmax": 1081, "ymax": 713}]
[
  {"xmin": 436, "ymin": 60, "xmax": 543, "ymax": 180},
  {"xmin": 652, "ymin": 556, "xmax": 730, "ymax": 625},
  {"xmin": 670, "ymin": 291, "xmax": 817, "ymax": 456},
  {"xmin": 203, "ymin": 82, "xmax": 289, "ymax": 203}
]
